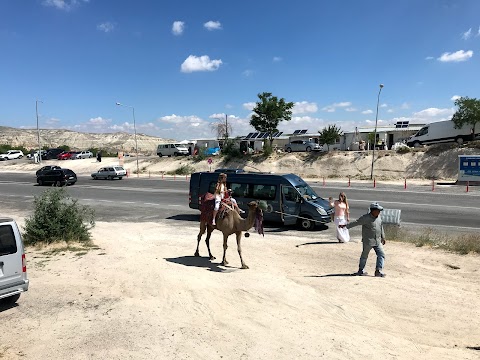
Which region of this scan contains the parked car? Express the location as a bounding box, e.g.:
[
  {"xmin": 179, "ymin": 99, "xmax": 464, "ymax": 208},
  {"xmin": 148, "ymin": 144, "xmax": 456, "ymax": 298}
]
[
  {"xmin": 36, "ymin": 168, "xmax": 77, "ymax": 186},
  {"xmin": 0, "ymin": 150, "xmax": 24, "ymax": 160},
  {"xmin": 57, "ymin": 151, "xmax": 75, "ymax": 160},
  {"xmin": 35, "ymin": 165, "xmax": 61, "ymax": 177},
  {"xmin": 0, "ymin": 217, "xmax": 29, "ymax": 305},
  {"xmin": 73, "ymin": 151, "xmax": 93, "ymax": 159},
  {"xmin": 42, "ymin": 148, "xmax": 64, "ymax": 160},
  {"xmin": 284, "ymin": 140, "xmax": 322, "ymax": 153},
  {"xmin": 91, "ymin": 166, "xmax": 127, "ymax": 180},
  {"xmin": 26, "ymin": 150, "xmax": 47, "ymax": 160}
]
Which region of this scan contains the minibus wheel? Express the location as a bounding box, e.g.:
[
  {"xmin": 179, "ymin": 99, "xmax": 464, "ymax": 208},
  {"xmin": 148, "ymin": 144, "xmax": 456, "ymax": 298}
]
[{"xmin": 298, "ymin": 217, "xmax": 315, "ymax": 231}]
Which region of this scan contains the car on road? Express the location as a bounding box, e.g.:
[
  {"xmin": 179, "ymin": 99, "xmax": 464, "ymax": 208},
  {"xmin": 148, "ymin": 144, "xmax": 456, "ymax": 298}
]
[
  {"xmin": 57, "ymin": 151, "xmax": 75, "ymax": 160},
  {"xmin": 36, "ymin": 168, "xmax": 77, "ymax": 186},
  {"xmin": 91, "ymin": 166, "xmax": 127, "ymax": 180},
  {"xmin": 35, "ymin": 165, "xmax": 61, "ymax": 177},
  {"xmin": 284, "ymin": 140, "xmax": 322, "ymax": 153},
  {"xmin": 0, "ymin": 217, "xmax": 29, "ymax": 305},
  {"xmin": 73, "ymin": 150, "xmax": 93, "ymax": 159},
  {"xmin": 0, "ymin": 150, "xmax": 24, "ymax": 160}
]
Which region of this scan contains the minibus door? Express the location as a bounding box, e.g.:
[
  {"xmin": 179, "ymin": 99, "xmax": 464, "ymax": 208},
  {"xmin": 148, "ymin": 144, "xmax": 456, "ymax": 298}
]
[{"xmin": 281, "ymin": 185, "xmax": 300, "ymax": 225}]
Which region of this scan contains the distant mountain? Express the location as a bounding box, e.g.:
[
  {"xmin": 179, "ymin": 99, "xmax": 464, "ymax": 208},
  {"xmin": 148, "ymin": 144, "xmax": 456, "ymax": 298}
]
[{"xmin": 0, "ymin": 126, "xmax": 174, "ymax": 153}]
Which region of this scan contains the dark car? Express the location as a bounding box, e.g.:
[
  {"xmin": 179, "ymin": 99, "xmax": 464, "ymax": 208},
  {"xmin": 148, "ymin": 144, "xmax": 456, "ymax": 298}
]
[
  {"xmin": 42, "ymin": 148, "xmax": 64, "ymax": 160},
  {"xmin": 36, "ymin": 168, "xmax": 77, "ymax": 186},
  {"xmin": 214, "ymin": 168, "xmax": 245, "ymax": 174},
  {"xmin": 36, "ymin": 165, "xmax": 62, "ymax": 177}
]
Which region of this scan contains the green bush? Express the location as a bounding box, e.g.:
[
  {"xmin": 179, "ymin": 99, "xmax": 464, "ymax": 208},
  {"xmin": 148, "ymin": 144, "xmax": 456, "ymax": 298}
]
[
  {"xmin": 262, "ymin": 143, "xmax": 273, "ymax": 157},
  {"xmin": 23, "ymin": 188, "xmax": 95, "ymax": 245},
  {"xmin": 396, "ymin": 146, "xmax": 411, "ymax": 154},
  {"xmin": 167, "ymin": 165, "xmax": 196, "ymax": 175}
]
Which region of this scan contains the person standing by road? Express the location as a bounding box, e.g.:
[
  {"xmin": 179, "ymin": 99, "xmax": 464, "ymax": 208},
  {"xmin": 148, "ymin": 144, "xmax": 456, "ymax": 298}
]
[
  {"xmin": 341, "ymin": 202, "xmax": 386, "ymax": 277},
  {"xmin": 334, "ymin": 192, "xmax": 350, "ymax": 243}
]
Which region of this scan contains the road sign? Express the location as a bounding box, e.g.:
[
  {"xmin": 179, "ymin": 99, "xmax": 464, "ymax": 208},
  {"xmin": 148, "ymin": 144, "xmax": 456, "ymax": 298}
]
[{"xmin": 207, "ymin": 158, "xmax": 213, "ymax": 164}]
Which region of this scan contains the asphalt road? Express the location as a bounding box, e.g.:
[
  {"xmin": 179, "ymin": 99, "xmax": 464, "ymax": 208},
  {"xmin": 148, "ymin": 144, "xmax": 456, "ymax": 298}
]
[{"xmin": 0, "ymin": 172, "xmax": 479, "ymax": 235}]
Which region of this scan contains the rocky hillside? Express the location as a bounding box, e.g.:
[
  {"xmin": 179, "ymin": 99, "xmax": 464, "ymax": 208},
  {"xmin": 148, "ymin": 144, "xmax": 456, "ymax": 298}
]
[{"xmin": 0, "ymin": 126, "xmax": 173, "ymax": 154}]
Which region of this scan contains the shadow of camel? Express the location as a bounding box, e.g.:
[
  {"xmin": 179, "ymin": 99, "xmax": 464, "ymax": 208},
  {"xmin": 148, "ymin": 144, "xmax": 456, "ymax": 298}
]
[
  {"xmin": 166, "ymin": 214, "xmax": 200, "ymax": 222},
  {"xmin": 165, "ymin": 256, "xmax": 238, "ymax": 273}
]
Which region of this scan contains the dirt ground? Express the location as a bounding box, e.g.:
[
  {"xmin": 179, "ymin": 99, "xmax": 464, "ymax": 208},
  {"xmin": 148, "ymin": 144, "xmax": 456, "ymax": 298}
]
[{"xmin": 1, "ymin": 212, "xmax": 479, "ymax": 360}]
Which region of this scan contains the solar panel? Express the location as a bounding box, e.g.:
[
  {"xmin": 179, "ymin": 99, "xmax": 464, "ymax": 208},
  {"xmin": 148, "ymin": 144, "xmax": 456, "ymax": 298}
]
[
  {"xmin": 245, "ymin": 132, "xmax": 254, "ymax": 139},
  {"xmin": 293, "ymin": 130, "xmax": 301, "ymax": 135},
  {"xmin": 300, "ymin": 129, "xmax": 308, "ymax": 134},
  {"xmin": 262, "ymin": 133, "xmax": 269, "ymax": 138},
  {"xmin": 395, "ymin": 121, "xmax": 410, "ymax": 129},
  {"xmin": 258, "ymin": 132, "xmax": 266, "ymax": 138},
  {"xmin": 251, "ymin": 132, "xmax": 259, "ymax": 139},
  {"xmin": 276, "ymin": 131, "xmax": 283, "ymax": 137}
]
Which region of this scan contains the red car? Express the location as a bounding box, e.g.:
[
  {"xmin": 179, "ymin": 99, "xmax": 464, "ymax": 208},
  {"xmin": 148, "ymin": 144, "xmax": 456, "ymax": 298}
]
[{"xmin": 57, "ymin": 151, "xmax": 74, "ymax": 160}]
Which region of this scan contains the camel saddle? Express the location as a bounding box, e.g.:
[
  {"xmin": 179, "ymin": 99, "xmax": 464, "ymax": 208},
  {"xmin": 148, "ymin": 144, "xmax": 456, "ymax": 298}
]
[{"xmin": 199, "ymin": 193, "xmax": 235, "ymax": 224}]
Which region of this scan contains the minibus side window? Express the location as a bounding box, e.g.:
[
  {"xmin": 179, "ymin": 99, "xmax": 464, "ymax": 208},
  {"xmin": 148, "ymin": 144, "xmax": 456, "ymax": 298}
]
[
  {"xmin": 253, "ymin": 184, "xmax": 276, "ymax": 200},
  {"xmin": 230, "ymin": 183, "xmax": 249, "ymax": 197}
]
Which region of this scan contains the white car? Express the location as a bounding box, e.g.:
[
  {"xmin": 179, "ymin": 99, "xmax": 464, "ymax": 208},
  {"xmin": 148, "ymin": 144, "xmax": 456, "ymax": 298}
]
[
  {"xmin": 0, "ymin": 150, "xmax": 24, "ymax": 160},
  {"xmin": 73, "ymin": 151, "xmax": 93, "ymax": 159},
  {"xmin": 91, "ymin": 166, "xmax": 127, "ymax": 180}
]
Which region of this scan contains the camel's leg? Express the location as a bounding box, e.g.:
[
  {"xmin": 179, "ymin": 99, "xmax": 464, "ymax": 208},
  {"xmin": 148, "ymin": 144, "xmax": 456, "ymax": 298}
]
[
  {"xmin": 195, "ymin": 222, "xmax": 207, "ymax": 257},
  {"xmin": 205, "ymin": 226, "xmax": 215, "ymax": 260},
  {"xmin": 236, "ymin": 231, "xmax": 249, "ymax": 269},
  {"xmin": 221, "ymin": 233, "xmax": 229, "ymax": 266}
]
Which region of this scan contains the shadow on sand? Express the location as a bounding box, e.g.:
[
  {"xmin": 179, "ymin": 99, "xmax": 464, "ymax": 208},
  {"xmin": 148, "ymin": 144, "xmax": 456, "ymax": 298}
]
[
  {"xmin": 165, "ymin": 256, "xmax": 239, "ymax": 273},
  {"xmin": 306, "ymin": 273, "xmax": 357, "ymax": 278}
]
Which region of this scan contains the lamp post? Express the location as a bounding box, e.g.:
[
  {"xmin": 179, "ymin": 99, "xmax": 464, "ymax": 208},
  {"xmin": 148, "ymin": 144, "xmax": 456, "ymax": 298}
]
[
  {"xmin": 370, "ymin": 84, "xmax": 384, "ymax": 180},
  {"xmin": 116, "ymin": 102, "xmax": 139, "ymax": 176},
  {"xmin": 36, "ymin": 99, "xmax": 43, "ymax": 164}
]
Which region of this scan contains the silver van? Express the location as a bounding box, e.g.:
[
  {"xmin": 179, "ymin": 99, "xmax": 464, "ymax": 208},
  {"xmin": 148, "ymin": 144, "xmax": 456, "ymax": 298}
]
[
  {"xmin": 157, "ymin": 143, "xmax": 189, "ymax": 157},
  {"xmin": 0, "ymin": 218, "xmax": 29, "ymax": 305}
]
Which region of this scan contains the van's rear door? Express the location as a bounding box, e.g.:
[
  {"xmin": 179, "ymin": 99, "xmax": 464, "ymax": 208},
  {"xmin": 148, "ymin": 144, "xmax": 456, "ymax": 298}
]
[
  {"xmin": 189, "ymin": 173, "xmax": 201, "ymax": 209},
  {"xmin": 0, "ymin": 223, "xmax": 23, "ymax": 297}
]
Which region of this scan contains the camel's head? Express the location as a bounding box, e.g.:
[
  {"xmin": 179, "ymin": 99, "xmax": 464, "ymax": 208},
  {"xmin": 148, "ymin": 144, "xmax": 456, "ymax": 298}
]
[{"xmin": 247, "ymin": 201, "xmax": 265, "ymax": 218}]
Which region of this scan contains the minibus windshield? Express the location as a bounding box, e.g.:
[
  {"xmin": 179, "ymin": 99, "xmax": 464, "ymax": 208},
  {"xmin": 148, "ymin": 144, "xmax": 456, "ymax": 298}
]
[{"xmin": 295, "ymin": 184, "xmax": 319, "ymax": 200}]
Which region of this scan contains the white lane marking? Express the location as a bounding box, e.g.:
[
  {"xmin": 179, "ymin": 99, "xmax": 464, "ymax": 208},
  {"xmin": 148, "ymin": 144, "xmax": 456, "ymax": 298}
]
[
  {"xmin": 168, "ymin": 204, "xmax": 181, "ymax": 207},
  {"xmin": 349, "ymin": 199, "xmax": 480, "ymax": 211},
  {"xmin": 402, "ymin": 222, "xmax": 480, "ymax": 231}
]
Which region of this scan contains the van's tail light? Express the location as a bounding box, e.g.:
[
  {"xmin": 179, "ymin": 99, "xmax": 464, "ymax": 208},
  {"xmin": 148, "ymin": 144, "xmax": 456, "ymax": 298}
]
[{"xmin": 22, "ymin": 253, "xmax": 27, "ymax": 272}]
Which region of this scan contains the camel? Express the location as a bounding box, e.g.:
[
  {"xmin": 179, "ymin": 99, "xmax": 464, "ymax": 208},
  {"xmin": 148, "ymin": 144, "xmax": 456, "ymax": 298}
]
[{"xmin": 195, "ymin": 200, "xmax": 262, "ymax": 269}]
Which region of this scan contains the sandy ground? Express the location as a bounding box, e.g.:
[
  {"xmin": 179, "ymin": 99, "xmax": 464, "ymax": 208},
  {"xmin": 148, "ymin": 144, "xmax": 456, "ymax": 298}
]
[{"xmin": 1, "ymin": 213, "xmax": 479, "ymax": 360}]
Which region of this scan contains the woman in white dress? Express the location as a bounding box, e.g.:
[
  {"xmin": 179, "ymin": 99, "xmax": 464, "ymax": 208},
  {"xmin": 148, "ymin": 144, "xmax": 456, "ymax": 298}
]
[{"xmin": 334, "ymin": 192, "xmax": 350, "ymax": 243}]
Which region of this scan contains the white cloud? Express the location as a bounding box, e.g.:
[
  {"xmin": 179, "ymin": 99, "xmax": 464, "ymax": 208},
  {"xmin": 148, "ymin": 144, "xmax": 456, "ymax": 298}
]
[
  {"xmin": 387, "ymin": 109, "xmax": 394, "ymax": 113},
  {"xmin": 42, "ymin": 0, "xmax": 88, "ymax": 11},
  {"xmin": 413, "ymin": 108, "xmax": 454, "ymax": 118},
  {"xmin": 172, "ymin": 21, "xmax": 185, "ymax": 36},
  {"xmin": 292, "ymin": 101, "xmax": 318, "ymax": 114},
  {"xmin": 97, "ymin": 22, "xmax": 115, "ymax": 33},
  {"xmin": 321, "ymin": 101, "xmax": 352, "ymax": 112},
  {"xmin": 361, "ymin": 109, "xmax": 373, "ymax": 114},
  {"xmin": 380, "ymin": 103, "xmax": 388, "ymax": 108},
  {"xmin": 478, "ymin": 26, "xmax": 480, "ymax": 37},
  {"xmin": 243, "ymin": 102, "xmax": 256, "ymax": 111},
  {"xmin": 180, "ymin": 55, "xmax": 222, "ymax": 73},
  {"xmin": 242, "ymin": 69, "xmax": 253, "ymax": 77},
  {"xmin": 462, "ymin": 28, "xmax": 472, "ymax": 40},
  {"xmin": 88, "ymin": 117, "xmax": 111, "ymax": 125},
  {"xmin": 45, "ymin": 117, "xmax": 61, "ymax": 125},
  {"xmin": 451, "ymin": 95, "xmax": 461, "ymax": 101},
  {"xmin": 345, "ymin": 107, "xmax": 357, "ymax": 112},
  {"xmin": 437, "ymin": 50, "xmax": 473, "ymax": 62},
  {"xmin": 425, "ymin": 56, "xmax": 434, "ymax": 60},
  {"xmin": 204, "ymin": 21, "xmax": 222, "ymax": 31},
  {"xmin": 273, "ymin": 56, "xmax": 282, "ymax": 62},
  {"xmin": 400, "ymin": 102, "xmax": 410, "ymax": 110},
  {"xmin": 387, "ymin": 107, "xmax": 455, "ymax": 126}
]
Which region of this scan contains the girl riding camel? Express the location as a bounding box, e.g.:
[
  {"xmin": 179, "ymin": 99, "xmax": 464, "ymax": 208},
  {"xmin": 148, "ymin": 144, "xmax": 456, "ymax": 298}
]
[{"xmin": 212, "ymin": 173, "xmax": 244, "ymax": 225}]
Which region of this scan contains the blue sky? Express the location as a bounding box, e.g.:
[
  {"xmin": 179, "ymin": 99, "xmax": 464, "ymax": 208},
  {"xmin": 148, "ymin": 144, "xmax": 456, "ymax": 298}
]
[{"xmin": 1, "ymin": 0, "xmax": 479, "ymax": 141}]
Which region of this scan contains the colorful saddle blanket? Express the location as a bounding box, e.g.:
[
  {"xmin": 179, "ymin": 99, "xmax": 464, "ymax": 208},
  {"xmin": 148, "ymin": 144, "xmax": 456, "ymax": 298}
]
[{"xmin": 199, "ymin": 193, "xmax": 234, "ymax": 224}]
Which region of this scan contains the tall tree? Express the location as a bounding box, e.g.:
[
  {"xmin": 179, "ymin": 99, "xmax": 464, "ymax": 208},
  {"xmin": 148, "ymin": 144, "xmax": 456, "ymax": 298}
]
[
  {"xmin": 452, "ymin": 96, "xmax": 480, "ymax": 141},
  {"xmin": 250, "ymin": 92, "xmax": 294, "ymax": 145},
  {"xmin": 211, "ymin": 116, "xmax": 233, "ymax": 141},
  {"xmin": 318, "ymin": 125, "xmax": 343, "ymax": 151}
]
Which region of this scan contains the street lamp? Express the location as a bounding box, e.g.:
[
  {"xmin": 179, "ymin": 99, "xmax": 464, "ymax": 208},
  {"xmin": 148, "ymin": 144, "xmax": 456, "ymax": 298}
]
[
  {"xmin": 370, "ymin": 84, "xmax": 384, "ymax": 180},
  {"xmin": 36, "ymin": 99, "xmax": 43, "ymax": 164},
  {"xmin": 116, "ymin": 102, "xmax": 139, "ymax": 176}
]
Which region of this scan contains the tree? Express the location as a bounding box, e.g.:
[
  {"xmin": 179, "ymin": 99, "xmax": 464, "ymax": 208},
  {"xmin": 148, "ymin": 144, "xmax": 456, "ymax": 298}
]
[
  {"xmin": 452, "ymin": 97, "xmax": 480, "ymax": 141},
  {"xmin": 318, "ymin": 125, "xmax": 343, "ymax": 151},
  {"xmin": 250, "ymin": 92, "xmax": 294, "ymax": 145},
  {"xmin": 210, "ymin": 115, "xmax": 233, "ymax": 141}
]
